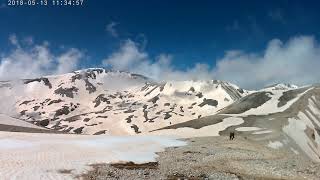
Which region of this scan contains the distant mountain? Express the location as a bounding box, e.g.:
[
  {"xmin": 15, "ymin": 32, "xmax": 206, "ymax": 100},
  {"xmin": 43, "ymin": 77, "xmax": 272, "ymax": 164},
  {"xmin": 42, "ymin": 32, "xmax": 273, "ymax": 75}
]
[{"xmin": 262, "ymin": 83, "xmax": 299, "ymax": 91}]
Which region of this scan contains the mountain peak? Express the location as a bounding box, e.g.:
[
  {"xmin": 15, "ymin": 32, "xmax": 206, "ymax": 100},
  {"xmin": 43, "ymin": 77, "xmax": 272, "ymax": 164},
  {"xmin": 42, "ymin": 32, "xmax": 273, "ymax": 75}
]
[
  {"xmin": 73, "ymin": 68, "xmax": 150, "ymax": 81},
  {"xmin": 262, "ymin": 83, "xmax": 298, "ymax": 91}
]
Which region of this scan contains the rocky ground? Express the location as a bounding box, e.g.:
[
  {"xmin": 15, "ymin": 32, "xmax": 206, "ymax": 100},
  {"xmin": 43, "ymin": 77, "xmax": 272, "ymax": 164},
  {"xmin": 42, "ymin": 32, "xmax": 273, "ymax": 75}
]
[{"xmin": 80, "ymin": 136, "xmax": 320, "ymax": 180}]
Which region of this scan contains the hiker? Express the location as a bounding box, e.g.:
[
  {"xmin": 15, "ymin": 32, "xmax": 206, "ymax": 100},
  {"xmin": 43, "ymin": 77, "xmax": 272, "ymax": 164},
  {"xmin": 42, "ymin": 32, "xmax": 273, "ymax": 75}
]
[{"xmin": 229, "ymin": 132, "xmax": 235, "ymax": 140}]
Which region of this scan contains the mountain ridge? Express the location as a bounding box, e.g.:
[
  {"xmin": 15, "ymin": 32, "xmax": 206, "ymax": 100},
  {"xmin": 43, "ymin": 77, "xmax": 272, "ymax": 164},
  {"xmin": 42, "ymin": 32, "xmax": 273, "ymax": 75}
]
[
  {"xmin": 1, "ymin": 68, "xmax": 320, "ymax": 162},
  {"xmin": 0, "ymin": 68, "xmax": 248, "ymax": 135}
]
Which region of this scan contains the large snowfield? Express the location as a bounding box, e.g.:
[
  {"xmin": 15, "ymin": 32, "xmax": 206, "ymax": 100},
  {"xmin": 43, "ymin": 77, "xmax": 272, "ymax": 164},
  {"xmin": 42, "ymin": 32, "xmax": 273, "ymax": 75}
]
[{"xmin": 0, "ymin": 131, "xmax": 186, "ymax": 180}]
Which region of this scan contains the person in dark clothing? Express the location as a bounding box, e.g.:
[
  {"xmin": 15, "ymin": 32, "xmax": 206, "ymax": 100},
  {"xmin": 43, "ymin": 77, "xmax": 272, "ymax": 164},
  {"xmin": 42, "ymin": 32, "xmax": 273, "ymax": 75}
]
[{"xmin": 229, "ymin": 132, "xmax": 235, "ymax": 140}]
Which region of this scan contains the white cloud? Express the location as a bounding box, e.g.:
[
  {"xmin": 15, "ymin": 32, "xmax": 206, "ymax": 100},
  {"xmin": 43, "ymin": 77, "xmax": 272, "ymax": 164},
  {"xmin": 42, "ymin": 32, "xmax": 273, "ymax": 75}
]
[
  {"xmin": 103, "ymin": 40, "xmax": 147, "ymax": 70},
  {"xmin": 0, "ymin": 36, "xmax": 84, "ymax": 80},
  {"xmin": 106, "ymin": 21, "xmax": 119, "ymax": 38},
  {"xmin": 103, "ymin": 39, "xmax": 213, "ymax": 81},
  {"xmin": 55, "ymin": 48, "xmax": 83, "ymax": 74},
  {"xmin": 213, "ymin": 36, "xmax": 320, "ymax": 89},
  {"xmin": 103, "ymin": 36, "xmax": 320, "ymax": 89},
  {"xmin": 2, "ymin": 34, "xmax": 319, "ymax": 89}
]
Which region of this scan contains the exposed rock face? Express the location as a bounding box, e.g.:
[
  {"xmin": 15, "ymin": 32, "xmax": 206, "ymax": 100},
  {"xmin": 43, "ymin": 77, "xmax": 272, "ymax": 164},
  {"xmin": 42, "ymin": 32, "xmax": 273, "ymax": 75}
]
[
  {"xmin": 212, "ymin": 80, "xmax": 243, "ymax": 101},
  {"xmin": 277, "ymin": 88, "xmax": 308, "ymax": 107},
  {"xmin": 20, "ymin": 100, "xmax": 35, "ymax": 106},
  {"xmin": 93, "ymin": 130, "xmax": 107, "ymax": 135},
  {"xmin": 73, "ymin": 127, "xmax": 84, "ymax": 134},
  {"xmin": 131, "ymin": 124, "xmax": 141, "ymax": 134},
  {"xmin": 148, "ymin": 95, "xmax": 160, "ymax": 104},
  {"xmin": 24, "ymin": 77, "xmax": 52, "ymax": 89},
  {"xmin": 83, "ymin": 118, "xmax": 90, "ymax": 122},
  {"xmin": 198, "ymin": 98, "xmax": 218, "ymax": 107},
  {"xmin": 65, "ymin": 115, "xmax": 81, "ymax": 122},
  {"xmin": 70, "ymin": 69, "xmax": 103, "ymax": 94},
  {"xmin": 55, "ymin": 106, "xmax": 70, "ymax": 117},
  {"xmin": 219, "ymin": 92, "xmax": 272, "ymax": 114},
  {"xmin": 93, "ymin": 94, "xmax": 110, "ymax": 107},
  {"xmin": 195, "ymin": 92, "xmax": 203, "ymax": 98},
  {"xmin": 48, "ymin": 99, "xmax": 63, "ymax": 106},
  {"xmin": 38, "ymin": 119, "xmax": 49, "ymax": 127},
  {"xmin": 33, "ymin": 106, "xmax": 40, "ymax": 111},
  {"xmin": 54, "ymin": 87, "xmax": 79, "ymax": 98}
]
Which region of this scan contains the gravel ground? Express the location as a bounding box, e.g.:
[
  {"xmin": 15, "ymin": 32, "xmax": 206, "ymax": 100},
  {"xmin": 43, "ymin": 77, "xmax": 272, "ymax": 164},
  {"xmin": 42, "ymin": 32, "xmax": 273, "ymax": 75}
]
[{"xmin": 80, "ymin": 136, "xmax": 320, "ymax": 180}]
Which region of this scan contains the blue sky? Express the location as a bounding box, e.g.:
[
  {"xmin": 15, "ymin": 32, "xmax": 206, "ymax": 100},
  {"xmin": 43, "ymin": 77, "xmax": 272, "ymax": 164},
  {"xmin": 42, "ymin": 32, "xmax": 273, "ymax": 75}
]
[{"xmin": 1, "ymin": 0, "xmax": 320, "ymax": 88}]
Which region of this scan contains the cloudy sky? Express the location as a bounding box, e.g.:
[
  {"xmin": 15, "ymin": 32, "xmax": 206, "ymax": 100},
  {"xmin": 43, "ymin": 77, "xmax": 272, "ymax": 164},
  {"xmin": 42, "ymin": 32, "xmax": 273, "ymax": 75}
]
[{"xmin": 0, "ymin": 0, "xmax": 320, "ymax": 89}]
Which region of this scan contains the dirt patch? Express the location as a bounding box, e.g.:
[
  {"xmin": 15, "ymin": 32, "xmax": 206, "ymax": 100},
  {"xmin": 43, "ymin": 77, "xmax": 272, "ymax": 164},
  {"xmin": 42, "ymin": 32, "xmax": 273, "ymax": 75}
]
[
  {"xmin": 183, "ymin": 151, "xmax": 201, "ymax": 154},
  {"xmin": 110, "ymin": 161, "xmax": 158, "ymax": 170}
]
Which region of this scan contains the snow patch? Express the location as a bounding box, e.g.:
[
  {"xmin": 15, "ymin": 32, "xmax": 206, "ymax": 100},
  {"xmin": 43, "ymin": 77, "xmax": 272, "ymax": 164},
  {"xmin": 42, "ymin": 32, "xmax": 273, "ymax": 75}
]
[
  {"xmin": 235, "ymin": 127, "xmax": 263, "ymax": 131},
  {"xmin": 252, "ymin": 130, "xmax": 273, "ymax": 134},
  {"xmin": 290, "ymin": 147, "xmax": 300, "ymax": 155},
  {"xmin": 267, "ymin": 141, "xmax": 283, "ymax": 149},
  {"xmin": 0, "ymin": 132, "xmax": 186, "ymax": 180},
  {"xmin": 283, "ymin": 117, "xmax": 320, "ymax": 161}
]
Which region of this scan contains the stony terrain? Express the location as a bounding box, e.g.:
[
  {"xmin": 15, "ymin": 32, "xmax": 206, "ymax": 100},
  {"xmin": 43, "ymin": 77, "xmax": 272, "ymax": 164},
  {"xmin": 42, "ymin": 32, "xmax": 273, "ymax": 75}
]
[{"xmin": 81, "ymin": 136, "xmax": 320, "ymax": 180}]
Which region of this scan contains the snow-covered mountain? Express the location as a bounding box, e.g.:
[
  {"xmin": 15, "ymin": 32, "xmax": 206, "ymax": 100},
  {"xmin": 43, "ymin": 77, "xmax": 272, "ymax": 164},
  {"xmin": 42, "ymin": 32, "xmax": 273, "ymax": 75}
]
[
  {"xmin": 2, "ymin": 68, "xmax": 320, "ymax": 163},
  {"xmin": 262, "ymin": 83, "xmax": 299, "ymax": 91},
  {"xmin": 153, "ymin": 84, "xmax": 320, "ymax": 162},
  {"xmin": 0, "ymin": 68, "xmax": 248, "ymax": 135}
]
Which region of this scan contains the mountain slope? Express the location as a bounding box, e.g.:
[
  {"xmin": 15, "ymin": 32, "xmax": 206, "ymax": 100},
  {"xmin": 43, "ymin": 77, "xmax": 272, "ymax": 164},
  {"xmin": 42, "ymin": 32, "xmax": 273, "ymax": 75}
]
[
  {"xmin": 153, "ymin": 85, "xmax": 320, "ymax": 162},
  {"xmin": 0, "ymin": 68, "xmax": 248, "ymax": 135},
  {"xmin": 3, "ymin": 68, "xmax": 320, "ymax": 162}
]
